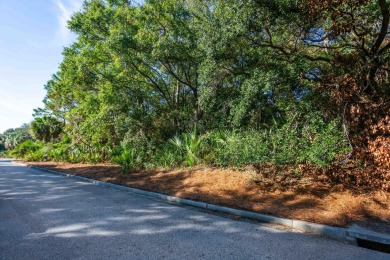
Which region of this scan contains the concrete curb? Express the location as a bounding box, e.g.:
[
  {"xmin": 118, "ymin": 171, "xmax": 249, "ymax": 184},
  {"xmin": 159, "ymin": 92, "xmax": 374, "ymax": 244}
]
[
  {"xmin": 15, "ymin": 162, "xmax": 389, "ymax": 246},
  {"xmin": 346, "ymin": 225, "xmax": 390, "ymax": 246}
]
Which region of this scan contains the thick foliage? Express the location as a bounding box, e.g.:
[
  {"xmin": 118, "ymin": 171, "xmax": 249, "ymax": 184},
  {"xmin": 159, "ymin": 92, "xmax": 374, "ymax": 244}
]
[
  {"xmin": 10, "ymin": 138, "xmax": 112, "ymax": 164},
  {"xmin": 30, "ymin": 116, "xmax": 64, "ymax": 142},
  {"xmin": 0, "ymin": 125, "xmax": 32, "ymax": 150},
  {"xmin": 9, "ymin": 0, "xmax": 388, "ymax": 190}
]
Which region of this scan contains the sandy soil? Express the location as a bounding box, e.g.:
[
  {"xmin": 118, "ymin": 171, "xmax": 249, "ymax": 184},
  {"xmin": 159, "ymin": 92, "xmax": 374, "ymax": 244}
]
[{"xmin": 24, "ymin": 161, "xmax": 390, "ymax": 231}]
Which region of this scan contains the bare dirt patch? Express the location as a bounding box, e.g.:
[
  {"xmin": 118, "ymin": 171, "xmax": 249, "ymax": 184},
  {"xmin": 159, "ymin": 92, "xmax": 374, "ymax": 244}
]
[{"xmin": 24, "ymin": 161, "xmax": 390, "ymax": 230}]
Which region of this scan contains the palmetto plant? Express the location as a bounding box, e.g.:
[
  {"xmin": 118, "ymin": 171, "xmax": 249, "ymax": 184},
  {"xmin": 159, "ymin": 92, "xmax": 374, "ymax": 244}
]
[
  {"xmin": 113, "ymin": 146, "xmax": 138, "ymax": 173},
  {"xmin": 30, "ymin": 116, "xmax": 63, "ymax": 142},
  {"xmin": 0, "ymin": 125, "xmax": 31, "ymax": 150},
  {"xmin": 169, "ymin": 128, "xmax": 204, "ymax": 166}
]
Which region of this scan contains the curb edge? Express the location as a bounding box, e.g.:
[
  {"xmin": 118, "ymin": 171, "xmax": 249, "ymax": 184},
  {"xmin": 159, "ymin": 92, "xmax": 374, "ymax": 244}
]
[{"xmin": 17, "ymin": 162, "xmax": 355, "ymax": 244}]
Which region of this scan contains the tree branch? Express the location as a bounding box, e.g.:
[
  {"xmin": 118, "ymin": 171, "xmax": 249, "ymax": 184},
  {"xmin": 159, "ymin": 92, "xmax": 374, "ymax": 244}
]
[
  {"xmin": 371, "ymin": 0, "xmax": 389, "ymax": 54},
  {"xmin": 378, "ymin": 42, "xmax": 390, "ymax": 55}
]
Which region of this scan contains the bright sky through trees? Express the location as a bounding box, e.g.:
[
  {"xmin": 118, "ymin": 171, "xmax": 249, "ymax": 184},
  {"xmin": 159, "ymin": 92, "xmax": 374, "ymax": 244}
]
[
  {"xmin": 0, "ymin": 0, "xmax": 144, "ymax": 133},
  {"xmin": 0, "ymin": 0, "xmax": 84, "ymax": 132}
]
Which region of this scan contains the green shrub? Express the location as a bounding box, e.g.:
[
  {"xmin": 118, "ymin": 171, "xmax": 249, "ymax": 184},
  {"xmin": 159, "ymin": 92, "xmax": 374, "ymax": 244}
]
[
  {"xmin": 68, "ymin": 146, "xmax": 83, "ymax": 163},
  {"xmin": 5, "ymin": 112, "xmax": 350, "ymax": 171},
  {"xmin": 299, "ymin": 119, "xmax": 350, "ymax": 167},
  {"xmin": 48, "ymin": 143, "xmax": 71, "ymax": 162},
  {"xmin": 0, "ymin": 150, "xmax": 9, "ymax": 158},
  {"xmin": 168, "ymin": 129, "xmax": 204, "ymax": 167},
  {"xmin": 25, "ymin": 150, "xmax": 45, "ymax": 161},
  {"xmin": 112, "ymin": 145, "xmax": 143, "ymax": 173},
  {"xmin": 198, "ymin": 115, "xmax": 350, "ymax": 168},
  {"xmin": 201, "ymin": 130, "xmax": 268, "ymax": 167},
  {"xmin": 148, "ymin": 149, "xmax": 177, "ymax": 168},
  {"xmin": 112, "ymin": 131, "xmax": 153, "ymax": 172},
  {"xmin": 10, "ymin": 140, "xmax": 44, "ymax": 158}
]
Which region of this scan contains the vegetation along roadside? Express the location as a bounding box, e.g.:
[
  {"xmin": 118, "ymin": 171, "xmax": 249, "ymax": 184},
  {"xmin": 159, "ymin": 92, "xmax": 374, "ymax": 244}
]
[{"xmin": 1, "ymin": 0, "xmax": 389, "ymax": 229}]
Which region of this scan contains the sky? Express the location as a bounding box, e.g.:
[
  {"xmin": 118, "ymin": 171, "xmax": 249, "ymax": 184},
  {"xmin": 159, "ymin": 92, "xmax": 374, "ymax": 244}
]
[
  {"xmin": 0, "ymin": 0, "xmax": 84, "ymax": 133},
  {"xmin": 0, "ymin": 0, "xmax": 144, "ymax": 133}
]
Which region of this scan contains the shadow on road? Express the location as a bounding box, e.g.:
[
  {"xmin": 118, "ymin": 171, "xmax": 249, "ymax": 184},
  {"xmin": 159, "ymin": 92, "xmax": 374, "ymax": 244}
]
[{"xmin": 0, "ymin": 161, "xmax": 387, "ymax": 259}]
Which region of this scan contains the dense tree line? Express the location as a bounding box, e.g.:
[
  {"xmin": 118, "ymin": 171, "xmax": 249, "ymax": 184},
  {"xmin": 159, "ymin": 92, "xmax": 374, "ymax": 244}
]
[
  {"xmin": 0, "ymin": 125, "xmax": 31, "ymax": 150},
  {"xmin": 3, "ymin": 0, "xmax": 389, "ymax": 189}
]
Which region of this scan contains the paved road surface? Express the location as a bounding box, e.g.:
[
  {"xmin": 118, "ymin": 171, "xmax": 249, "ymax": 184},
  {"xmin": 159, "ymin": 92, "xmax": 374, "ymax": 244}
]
[{"xmin": 0, "ymin": 159, "xmax": 387, "ymax": 259}]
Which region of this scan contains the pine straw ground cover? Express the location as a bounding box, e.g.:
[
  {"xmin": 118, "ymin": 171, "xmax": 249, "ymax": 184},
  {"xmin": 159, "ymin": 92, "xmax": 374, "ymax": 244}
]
[{"xmin": 24, "ymin": 161, "xmax": 390, "ymax": 232}]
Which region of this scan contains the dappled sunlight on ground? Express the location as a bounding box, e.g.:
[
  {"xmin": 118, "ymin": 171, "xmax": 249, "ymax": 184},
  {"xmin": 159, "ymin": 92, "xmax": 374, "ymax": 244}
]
[{"xmin": 1, "ymin": 160, "xmax": 388, "ymax": 259}]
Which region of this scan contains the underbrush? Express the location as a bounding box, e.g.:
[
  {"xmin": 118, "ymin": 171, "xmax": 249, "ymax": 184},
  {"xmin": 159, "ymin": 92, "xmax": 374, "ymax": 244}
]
[
  {"xmin": 0, "ymin": 150, "xmax": 9, "ymax": 158},
  {"xmin": 9, "ymin": 115, "xmax": 350, "ymax": 171},
  {"xmin": 9, "ymin": 116, "xmax": 390, "ymax": 191},
  {"xmin": 9, "ymin": 140, "xmax": 112, "ymax": 164}
]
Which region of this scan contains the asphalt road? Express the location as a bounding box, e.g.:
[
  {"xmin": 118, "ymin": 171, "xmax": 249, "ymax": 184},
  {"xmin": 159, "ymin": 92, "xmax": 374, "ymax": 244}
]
[{"xmin": 0, "ymin": 159, "xmax": 388, "ymax": 260}]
